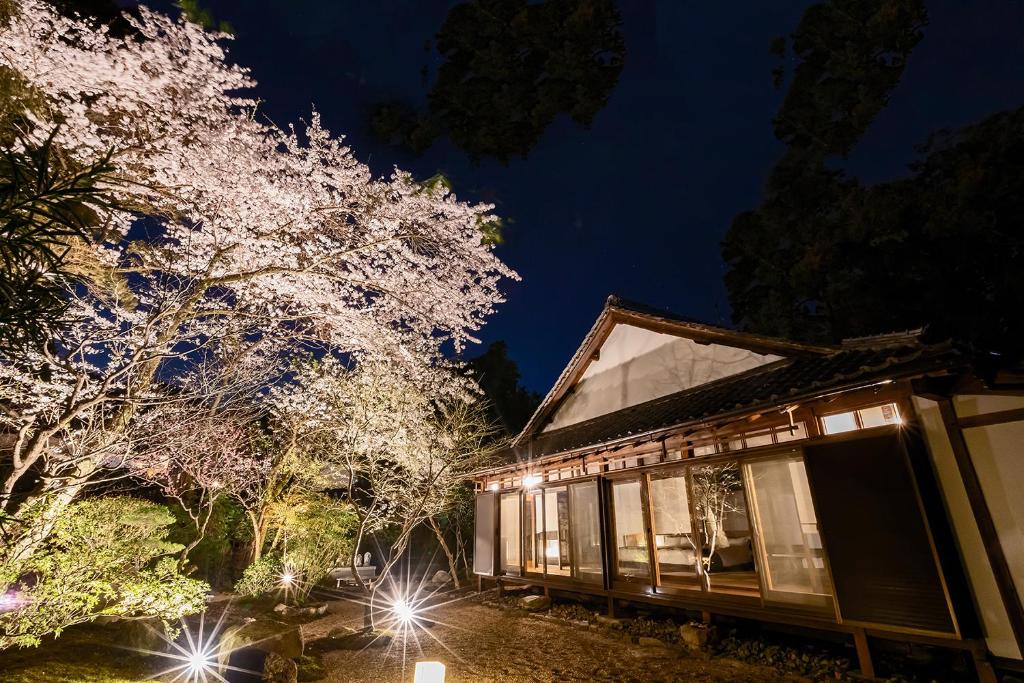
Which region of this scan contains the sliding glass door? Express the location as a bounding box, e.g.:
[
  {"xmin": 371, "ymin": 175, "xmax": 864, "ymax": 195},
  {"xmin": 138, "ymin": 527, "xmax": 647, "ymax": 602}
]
[
  {"xmin": 499, "ymin": 492, "xmax": 521, "ymax": 576},
  {"xmin": 649, "ymin": 472, "xmax": 700, "ymax": 588},
  {"xmin": 570, "ymin": 481, "xmax": 603, "ymax": 582},
  {"xmin": 518, "ymin": 481, "xmax": 604, "ymax": 582},
  {"xmin": 610, "ymin": 479, "xmax": 650, "ymax": 579},
  {"xmin": 745, "ymin": 454, "xmax": 832, "ymax": 608}
]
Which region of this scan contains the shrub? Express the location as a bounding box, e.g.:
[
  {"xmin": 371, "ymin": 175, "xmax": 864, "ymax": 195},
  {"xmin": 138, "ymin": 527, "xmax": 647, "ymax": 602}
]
[
  {"xmin": 267, "ymin": 493, "xmax": 357, "ymax": 597},
  {"xmin": 0, "ymin": 497, "xmax": 208, "ymax": 649},
  {"xmin": 235, "ymin": 555, "xmax": 284, "ymax": 598}
]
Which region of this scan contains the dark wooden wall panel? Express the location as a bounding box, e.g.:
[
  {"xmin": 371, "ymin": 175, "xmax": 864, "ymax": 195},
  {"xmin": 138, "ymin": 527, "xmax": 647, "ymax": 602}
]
[{"xmin": 804, "ymin": 432, "xmax": 956, "ymax": 634}]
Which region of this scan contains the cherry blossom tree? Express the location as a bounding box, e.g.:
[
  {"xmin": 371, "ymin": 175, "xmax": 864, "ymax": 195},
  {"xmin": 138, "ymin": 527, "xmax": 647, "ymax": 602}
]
[
  {"xmin": 0, "ymin": 0, "xmax": 514, "ymax": 566},
  {"xmin": 272, "ymin": 357, "xmax": 500, "ymax": 624},
  {"xmin": 132, "ymin": 406, "xmax": 268, "ymax": 564}
]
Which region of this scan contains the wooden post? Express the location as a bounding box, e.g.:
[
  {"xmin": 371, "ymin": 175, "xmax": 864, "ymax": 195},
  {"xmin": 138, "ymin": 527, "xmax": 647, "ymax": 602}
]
[
  {"xmin": 496, "ymin": 579, "xmax": 503, "ymax": 599},
  {"xmin": 543, "ymin": 585, "xmax": 550, "ymax": 598},
  {"xmin": 970, "ymin": 644, "xmax": 998, "ymax": 683},
  {"xmin": 701, "ymin": 610, "xmax": 712, "ymax": 626},
  {"xmin": 853, "ymin": 628, "xmax": 875, "ymax": 679},
  {"xmin": 476, "ymin": 574, "xmax": 482, "ymax": 593},
  {"xmin": 607, "ymin": 595, "xmax": 616, "ymax": 618}
]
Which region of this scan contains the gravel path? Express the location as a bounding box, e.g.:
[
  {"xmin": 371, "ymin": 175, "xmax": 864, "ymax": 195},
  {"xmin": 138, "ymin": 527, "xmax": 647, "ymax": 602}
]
[{"xmin": 301, "ymin": 590, "xmax": 804, "ymax": 683}]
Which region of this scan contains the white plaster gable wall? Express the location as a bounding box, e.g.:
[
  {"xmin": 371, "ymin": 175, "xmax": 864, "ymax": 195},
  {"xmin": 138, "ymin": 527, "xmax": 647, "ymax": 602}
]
[{"xmin": 543, "ymin": 324, "xmax": 782, "ymax": 431}]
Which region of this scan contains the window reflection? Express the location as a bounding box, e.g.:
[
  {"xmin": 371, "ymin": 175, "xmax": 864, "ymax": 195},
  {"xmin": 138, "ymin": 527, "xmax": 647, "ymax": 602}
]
[{"xmin": 691, "ymin": 463, "xmax": 758, "ymax": 595}]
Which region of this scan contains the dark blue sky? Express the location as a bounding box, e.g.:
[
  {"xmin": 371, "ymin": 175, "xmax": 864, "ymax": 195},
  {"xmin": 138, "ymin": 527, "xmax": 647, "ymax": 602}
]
[{"xmin": 154, "ymin": 0, "xmax": 1024, "ymax": 392}]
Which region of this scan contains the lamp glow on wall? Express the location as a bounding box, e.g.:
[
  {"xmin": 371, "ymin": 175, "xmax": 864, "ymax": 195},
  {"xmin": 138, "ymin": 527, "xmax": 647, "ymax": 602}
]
[
  {"xmin": 414, "ymin": 661, "xmax": 446, "ymax": 683},
  {"xmin": 523, "ymin": 474, "xmax": 542, "ymax": 488}
]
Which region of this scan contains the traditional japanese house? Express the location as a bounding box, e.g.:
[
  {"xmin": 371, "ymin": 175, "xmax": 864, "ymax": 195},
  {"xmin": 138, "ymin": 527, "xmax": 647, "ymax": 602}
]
[{"xmin": 471, "ymin": 296, "xmax": 1024, "ymax": 679}]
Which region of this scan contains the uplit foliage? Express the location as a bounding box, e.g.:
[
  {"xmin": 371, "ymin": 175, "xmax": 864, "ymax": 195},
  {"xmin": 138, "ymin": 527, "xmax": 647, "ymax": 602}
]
[
  {"xmin": 267, "ymin": 493, "xmax": 358, "ymax": 596},
  {"xmin": 0, "ymin": 0, "xmax": 513, "ymax": 570},
  {"xmin": 0, "ymin": 497, "xmax": 207, "ymax": 649},
  {"xmin": 235, "ymin": 554, "xmax": 284, "ymax": 599},
  {"xmin": 272, "ymin": 358, "xmax": 500, "ymax": 599}
]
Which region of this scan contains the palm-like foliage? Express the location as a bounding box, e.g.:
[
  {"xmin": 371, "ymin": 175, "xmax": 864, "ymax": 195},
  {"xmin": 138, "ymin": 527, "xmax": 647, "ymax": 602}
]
[{"xmin": 0, "ymin": 129, "xmax": 114, "ymax": 352}]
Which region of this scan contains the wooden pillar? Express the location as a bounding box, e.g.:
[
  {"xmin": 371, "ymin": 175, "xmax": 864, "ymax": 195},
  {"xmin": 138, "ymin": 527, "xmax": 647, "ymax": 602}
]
[
  {"xmin": 607, "ymin": 595, "xmax": 616, "ymax": 618},
  {"xmin": 852, "ymin": 628, "xmax": 875, "ymax": 679},
  {"xmin": 543, "ymin": 585, "xmax": 550, "ymax": 598},
  {"xmin": 701, "ymin": 610, "xmax": 712, "ymax": 626},
  {"xmin": 476, "ymin": 574, "xmax": 483, "ymax": 593},
  {"xmin": 496, "ymin": 579, "xmax": 503, "ymax": 599},
  {"xmin": 970, "ymin": 644, "xmax": 998, "ymax": 683}
]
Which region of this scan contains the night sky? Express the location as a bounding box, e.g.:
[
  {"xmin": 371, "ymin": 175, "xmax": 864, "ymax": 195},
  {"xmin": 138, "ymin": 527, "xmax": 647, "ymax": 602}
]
[{"xmin": 152, "ymin": 0, "xmax": 1024, "ymax": 392}]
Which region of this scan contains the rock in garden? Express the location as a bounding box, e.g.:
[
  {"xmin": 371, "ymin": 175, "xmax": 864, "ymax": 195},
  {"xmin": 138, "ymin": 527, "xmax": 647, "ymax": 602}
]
[
  {"xmin": 430, "ymin": 570, "xmax": 452, "ymax": 584},
  {"xmin": 638, "ymin": 636, "xmax": 666, "ymax": 648},
  {"xmin": 679, "ymin": 623, "xmax": 708, "ymax": 650},
  {"xmin": 273, "ymin": 603, "xmax": 289, "ymax": 613},
  {"xmin": 219, "ymin": 620, "xmax": 304, "ymax": 661},
  {"xmin": 263, "ymin": 651, "xmax": 298, "ymax": 683},
  {"xmin": 518, "ymin": 594, "xmax": 551, "ymax": 612},
  {"xmin": 595, "ymin": 614, "xmax": 625, "ymax": 628}
]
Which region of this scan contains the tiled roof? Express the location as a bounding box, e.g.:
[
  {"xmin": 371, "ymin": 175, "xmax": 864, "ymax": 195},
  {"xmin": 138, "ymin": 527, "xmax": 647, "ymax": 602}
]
[{"xmin": 520, "ymin": 341, "xmax": 962, "ymax": 459}]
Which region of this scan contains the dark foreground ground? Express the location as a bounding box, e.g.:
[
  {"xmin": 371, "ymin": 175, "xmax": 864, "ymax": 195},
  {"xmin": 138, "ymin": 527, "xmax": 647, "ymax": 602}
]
[{"xmin": 0, "ymin": 589, "xmax": 804, "ymax": 682}]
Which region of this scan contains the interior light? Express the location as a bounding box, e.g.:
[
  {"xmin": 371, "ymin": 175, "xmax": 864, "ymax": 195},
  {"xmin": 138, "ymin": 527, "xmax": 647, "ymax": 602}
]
[
  {"xmin": 414, "ymin": 661, "xmax": 446, "ymax": 683},
  {"xmin": 487, "ymin": 482, "xmax": 499, "ymax": 491},
  {"xmin": 523, "ymin": 474, "xmax": 542, "ymax": 488}
]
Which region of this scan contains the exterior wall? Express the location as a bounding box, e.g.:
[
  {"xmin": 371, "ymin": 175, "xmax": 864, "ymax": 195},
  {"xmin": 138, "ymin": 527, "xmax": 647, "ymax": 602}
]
[
  {"xmin": 912, "ymin": 396, "xmax": 1022, "ymax": 659},
  {"xmin": 544, "ymin": 324, "xmax": 782, "ymax": 431}
]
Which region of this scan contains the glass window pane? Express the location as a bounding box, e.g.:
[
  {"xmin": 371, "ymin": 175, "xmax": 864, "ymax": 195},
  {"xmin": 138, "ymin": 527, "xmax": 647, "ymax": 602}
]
[
  {"xmin": 775, "ymin": 421, "xmax": 807, "ymax": 443},
  {"xmin": 822, "ymin": 411, "xmax": 858, "ymax": 434},
  {"xmin": 611, "ymin": 480, "xmax": 649, "ymax": 578},
  {"xmin": 745, "ymin": 431, "xmax": 774, "ymax": 448},
  {"xmin": 570, "ymin": 481, "xmax": 603, "ymax": 582},
  {"xmin": 523, "ymin": 491, "xmax": 542, "ymax": 573},
  {"xmin": 544, "ymin": 487, "xmax": 570, "ymax": 576},
  {"xmin": 858, "ymin": 403, "xmax": 901, "ymax": 428},
  {"xmin": 650, "ymin": 473, "xmax": 699, "ymax": 586},
  {"xmin": 500, "ymin": 493, "xmax": 521, "ymax": 575},
  {"xmin": 747, "ymin": 455, "xmax": 833, "ymax": 607},
  {"xmin": 691, "ymin": 462, "xmax": 758, "ymax": 595}
]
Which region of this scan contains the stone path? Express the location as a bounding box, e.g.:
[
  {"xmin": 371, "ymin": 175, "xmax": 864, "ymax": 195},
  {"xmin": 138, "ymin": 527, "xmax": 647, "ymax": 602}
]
[{"xmin": 301, "ymin": 591, "xmax": 805, "ymax": 683}]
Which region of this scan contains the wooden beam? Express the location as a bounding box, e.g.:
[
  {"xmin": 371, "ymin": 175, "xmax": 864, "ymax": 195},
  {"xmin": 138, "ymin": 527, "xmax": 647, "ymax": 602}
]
[
  {"xmin": 937, "ymin": 398, "xmax": 1024, "ymax": 654},
  {"xmin": 956, "ymin": 407, "xmax": 1024, "ymax": 430}
]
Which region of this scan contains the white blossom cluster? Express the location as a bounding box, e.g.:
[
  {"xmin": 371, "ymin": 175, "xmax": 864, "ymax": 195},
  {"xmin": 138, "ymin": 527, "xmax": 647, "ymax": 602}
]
[{"xmin": 0, "ymin": 2, "xmax": 514, "ymax": 510}]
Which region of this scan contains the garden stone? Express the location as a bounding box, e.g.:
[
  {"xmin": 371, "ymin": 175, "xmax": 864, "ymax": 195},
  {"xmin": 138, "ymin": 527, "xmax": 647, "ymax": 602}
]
[
  {"xmin": 219, "ymin": 620, "xmax": 304, "ymax": 662},
  {"xmin": 518, "ymin": 594, "xmax": 551, "ymax": 611},
  {"xmin": 430, "ymin": 570, "xmax": 452, "ymax": 584},
  {"xmin": 638, "ymin": 636, "xmax": 666, "ymax": 648},
  {"xmin": 273, "ymin": 603, "xmax": 289, "ymax": 613},
  {"xmin": 595, "ymin": 614, "xmax": 625, "ymax": 628},
  {"xmin": 264, "ymin": 652, "xmax": 298, "ymax": 683},
  {"xmin": 679, "ymin": 623, "xmax": 708, "ymax": 650}
]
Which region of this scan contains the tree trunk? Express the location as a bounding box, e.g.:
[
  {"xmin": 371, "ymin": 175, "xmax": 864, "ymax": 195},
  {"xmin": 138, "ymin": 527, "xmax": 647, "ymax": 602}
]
[
  {"xmin": 428, "ymin": 516, "xmax": 460, "ymax": 589},
  {"xmin": 6, "ymin": 476, "xmax": 89, "ymax": 565}
]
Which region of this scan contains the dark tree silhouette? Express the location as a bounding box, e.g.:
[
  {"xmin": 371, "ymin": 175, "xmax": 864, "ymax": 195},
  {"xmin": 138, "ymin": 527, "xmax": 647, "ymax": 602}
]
[
  {"xmin": 371, "ymin": 0, "xmax": 625, "ymax": 163},
  {"xmin": 467, "ymin": 341, "xmax": 541, "ymax": 436},
  {"xmin": 722, "ymin": 0, "xmax": 1024, "ymax": 354}
]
